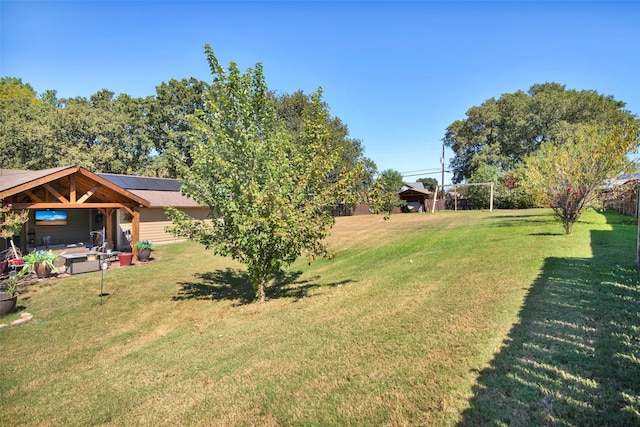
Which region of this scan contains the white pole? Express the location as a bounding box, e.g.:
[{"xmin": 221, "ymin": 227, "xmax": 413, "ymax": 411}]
[
  {"xmin": 490, "ymin": 182, "xmax": 494, "ymax": 212},
  {"xmin": 431, "ymin": 186, "xmax": 438, "ymax": 214}
]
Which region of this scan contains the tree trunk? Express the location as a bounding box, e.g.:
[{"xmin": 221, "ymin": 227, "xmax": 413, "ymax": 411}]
[{"xmin": 258, "ymin": 282, "xmax": 266, "ymax": 303}]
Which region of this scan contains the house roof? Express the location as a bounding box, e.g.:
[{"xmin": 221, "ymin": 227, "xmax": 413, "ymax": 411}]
[
  {"xmin": 0, "ymin": 166, "xmax": 71, "ymax": 192},
  {"xmin": 1, "ymin": 166, "xmax": 150, "ymax": 208},
  {"xmin": 126, "ymin": 189, "xmax": 199, "ymax": 208},
  {"xmin": 98, "ymin": 173, "xmax": 198, "ymax": 208},
  {"xmin": 403, "ymin": 182, "xmax": 425, "ymax": 190},
  {"xmin": 399, "ymin": 187, "xmax": 433, "ymax": 196}
]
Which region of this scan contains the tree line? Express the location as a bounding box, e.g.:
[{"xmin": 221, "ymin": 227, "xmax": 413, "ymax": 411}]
[
  {"xmin": 2, "ymin": 71, "xmax": 638, "ymax": 237},
  {"xmin": 0, "ymin": 76, "xmax": 376, "ymax": 184}
]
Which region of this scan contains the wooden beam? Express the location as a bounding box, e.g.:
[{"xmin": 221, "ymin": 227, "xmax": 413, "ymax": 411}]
[
  {"xmin": 43, "ymin": 183, "xmax": 69, "ymax": 203},
  {"xmin": 8, "ymin": 202, "xmax": 141, "ymax": 209},
  {"xmin": 77, "ymin": 185, "xmax": 100, "ymax": 204},
  {"xmin": 0, "ymin": 166, "xmax": 79, "ymax": 198},
  {"xmin": 70, "ymin": 175, "xmax": 77, "ymax": 203},
  {"xmin": 24, "ymin": 189, "xmax": 43, "ymax": 203}
]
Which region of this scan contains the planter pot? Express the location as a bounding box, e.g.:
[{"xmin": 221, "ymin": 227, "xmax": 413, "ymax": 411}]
[
  {"xmin": 0, "ymin": 259, "xmax": 7, "ymax": 274},
  {"xmin": 0, "ymin": 292, "xmax": 18, "ymax": 316},
  {"xmin": 137, "ymin": 248, "xmax": 151, "ymax": 262},
  {"xmin": 118, "ymin": 252, "xmax": 133, "ymax": 266},
  {"xmin": 10, "ymin": 259, "xmax": 24, "ymax": 267},
  {"xmin": 34, "ymin": 262, "xmax": 52, "ymax": 279}
]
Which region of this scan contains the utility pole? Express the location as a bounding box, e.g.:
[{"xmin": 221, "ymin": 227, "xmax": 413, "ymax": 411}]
[{"xmin": 441, "ymin": 142, "xmax": 445, "ymax": 195}]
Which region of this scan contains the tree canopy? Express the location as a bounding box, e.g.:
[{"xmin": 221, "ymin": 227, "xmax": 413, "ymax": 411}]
[
  {"xmin": 0, "ymin": 76, "xmax": 370, "ymax": 180},
  {"xmin": 443, "ymin": 82, "xmax": 637, "ymax": 183},
  {"xmin": 165, "ymin": 45, "xmax": 365, "ymax": 302}
]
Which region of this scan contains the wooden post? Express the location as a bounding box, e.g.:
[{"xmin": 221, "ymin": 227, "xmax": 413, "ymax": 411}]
[
  {"xmin": 132, "ymin": 208, "xmax": 140, "ymax": 259},
  {"xmin": 454, "ymin": 185, "xmax": 458, "ymax": 211},
  {"xmin": 99, "ymin": 208, "xmax": 115, "ymax": 247}
]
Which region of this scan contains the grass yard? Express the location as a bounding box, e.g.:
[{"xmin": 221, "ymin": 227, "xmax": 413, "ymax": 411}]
[{"xmin": 1, "ymin": 209, "xmax": 639, "ymax": 426}]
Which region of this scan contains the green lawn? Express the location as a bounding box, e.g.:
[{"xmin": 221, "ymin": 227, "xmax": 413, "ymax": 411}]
[{"xmin": 1, "ymin": 209, "xmax": 639, "ymax": 426}]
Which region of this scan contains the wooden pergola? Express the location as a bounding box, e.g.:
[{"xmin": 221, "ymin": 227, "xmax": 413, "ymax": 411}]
[{"xmin": 0, "ymin": 165, "xmax": 150, "ymax": 258}]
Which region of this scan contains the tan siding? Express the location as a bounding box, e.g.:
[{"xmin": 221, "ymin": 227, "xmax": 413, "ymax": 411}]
[{"xmin": 139, "ymin": 207, "xmax": 210, "ymax": 244}]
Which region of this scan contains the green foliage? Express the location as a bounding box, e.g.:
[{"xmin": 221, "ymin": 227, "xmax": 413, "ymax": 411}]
[
  {"xmin": 467, "ymin": 164, "xmax": 500, "ymax": 209},
  {"xmin": 21, "ymin": 249, "xmax": 58, "ymax": 272},
  {"xmin": 166, "ymin": 45, "xmax": 364, "ymax": 302},
  {"xmin": 0, "ymin": 203, "xmax": 29, "ymax": 240},
  {"xmin": 416, "ymin": 177, "xmax": 438, "ymax": 193},
  {"xmin": 368, "ymin": 169, "xmax": 406, "ymax": 219},
  {"xmin": 1, "ymin": 274, "xmax": 18, "ymax": 298},
  {"xmin": 444, "ymin": 82, "xmax": 637, "ymax": 182},
  {"xmin": 522, "ymin": 121, "xmax": 640, "ymax": 234},
  {"xmin": 275, "ymin": 90, "xmax": 377, "ymax": 198},
  {"xmin": 147, "ymin": 78, "xmax": 209, "ymax": 177},
  {"xmin": 133, "ymin": 240, "xmax": 154, "ymax": 250}
]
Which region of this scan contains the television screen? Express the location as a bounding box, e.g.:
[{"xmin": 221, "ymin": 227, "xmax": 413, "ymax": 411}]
[{"xmin": 35, "ymin": 210, "xmax": 67, "ymax": 226}]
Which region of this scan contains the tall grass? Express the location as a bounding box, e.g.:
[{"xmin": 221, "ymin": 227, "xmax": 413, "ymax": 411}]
[{"xmin": 1, "ymin": 209, "xmax": 638, "ymax": 426}]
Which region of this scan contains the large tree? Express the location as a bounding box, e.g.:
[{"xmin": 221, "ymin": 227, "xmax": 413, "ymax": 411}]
[
  {"xmin": 49, "ymin": 91, "xmax": 154, "ymax": 174},
  {"xmin": 521, "ymin": 121, "xmax": 639, "ymax": 234},
  {"xmin": 275, "ymin": 90, "xmax": 377, "ymax": 198},
  {"xmin": 0, "ymin": 78, "xmax": 54, "ymax": 169},
  {"xmin": 147, "ymin": 78, "xmax": 209, "ymax": 177},
  {"xmin": 444, "ymin": 82, "xmax": 636, "ymax": 183},
  {"xmin": 166, "ymin": 45, "xmax": 364, "ymax": 302}
]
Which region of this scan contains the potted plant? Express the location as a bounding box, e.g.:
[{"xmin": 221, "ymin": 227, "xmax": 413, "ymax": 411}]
[
  {"xmin": 22, "ymin": 249, "xmax": 59, "ymax": 278},
  {"xmin": 0, "ymin": 275, "xmax": 18, "ymax": 316},
  {"xmin": 117, "ymin": 252, "xmax": 133, "ymax": 266},
  {"xmin": 134, "ymin": 240, "xmax": 154, "ymax": 262}
]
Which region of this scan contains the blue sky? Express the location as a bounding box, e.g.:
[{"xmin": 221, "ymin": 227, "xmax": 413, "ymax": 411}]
[{"xmin": 2, "ymin": 1, "xmax": 639, "ymax": 183}]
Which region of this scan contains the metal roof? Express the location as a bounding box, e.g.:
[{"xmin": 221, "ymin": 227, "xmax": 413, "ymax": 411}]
[{"xmin": 98, "ymin": 174, "xmax": 182, "ymax": 192}]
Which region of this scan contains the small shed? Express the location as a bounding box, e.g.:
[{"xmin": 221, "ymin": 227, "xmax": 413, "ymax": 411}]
[{"xmin": 398, "ymin": 185, "xmax": 433, "ymax": 213}]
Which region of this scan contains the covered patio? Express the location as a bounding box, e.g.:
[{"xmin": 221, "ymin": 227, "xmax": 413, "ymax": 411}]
[{"xmin": 0, "ymin": 165, "xmax": 150, "ymax": 259}]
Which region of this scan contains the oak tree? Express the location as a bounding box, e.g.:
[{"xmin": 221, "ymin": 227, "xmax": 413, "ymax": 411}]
[{"xmin": 444, "ymin": 83, "xmax": 636, "ymax": 183}]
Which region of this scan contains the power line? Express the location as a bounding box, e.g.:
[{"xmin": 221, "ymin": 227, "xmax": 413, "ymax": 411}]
[
  {"xmin": 399, "ymin": 168, "xmax": 441, "ymax": 174},
  {"xmin": 402, "ymin": 171, "xmax": 449, "ymax": 178}
]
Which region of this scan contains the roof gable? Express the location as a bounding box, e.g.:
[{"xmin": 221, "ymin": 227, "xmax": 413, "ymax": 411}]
[{"xmin": 1, "ymin": 166, "xmax": 150, "ymax": 208}]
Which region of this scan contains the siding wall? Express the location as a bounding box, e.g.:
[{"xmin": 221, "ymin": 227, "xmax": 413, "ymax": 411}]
[{"xmin": 139, "ymin": 207, "xmax": 210, "ymax": 244}]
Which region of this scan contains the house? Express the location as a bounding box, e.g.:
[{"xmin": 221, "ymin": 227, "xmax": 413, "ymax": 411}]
[{"xmin": 0, "ymin": 166, "xmax": 208, "ymax": 256}]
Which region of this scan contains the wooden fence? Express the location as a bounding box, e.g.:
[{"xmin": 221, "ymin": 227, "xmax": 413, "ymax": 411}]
[{"xmin": 603, "ymin": 181, "xmax": 638, "ymax": 218}]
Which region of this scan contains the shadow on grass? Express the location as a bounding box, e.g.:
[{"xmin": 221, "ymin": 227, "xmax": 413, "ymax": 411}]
[
  {"xmin": 174, "ymin": 268, "xmax": 355, "ymax": 305},
  {"xmin": 460, "ymin": 217, "xmax": 640, "ymax": 425},
  {"xmin": 488, "ymin": 214, "xmax": 559, "ymax": 230}
]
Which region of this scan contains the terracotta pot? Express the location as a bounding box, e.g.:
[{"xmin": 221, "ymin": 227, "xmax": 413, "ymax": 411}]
[
  {"xmin": 34, "ymin": 262, "xmax": 52, "ymax": 279},
  {"xmin": 0, "ymin": 259, "xmax": 7, "ymax": 274},
  {"xmin": 0, "ymin": 292, "xmax": 17, "ymax": 316},
  {"xmin": 137, "ymin": 248, "xmax": 151, "ymax": 262},
  {"xmin": 118, "ymin": 252, "xmax": 133, "ymax": 266}
]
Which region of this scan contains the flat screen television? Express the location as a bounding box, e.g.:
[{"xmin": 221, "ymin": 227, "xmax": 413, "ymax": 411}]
[{"xmin": 35, "ymin": 210, "xmax": 67, "ymax": 226}]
